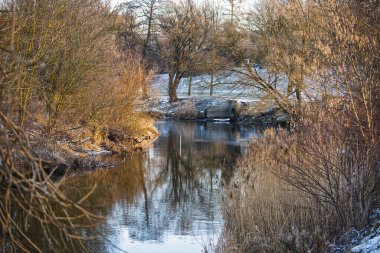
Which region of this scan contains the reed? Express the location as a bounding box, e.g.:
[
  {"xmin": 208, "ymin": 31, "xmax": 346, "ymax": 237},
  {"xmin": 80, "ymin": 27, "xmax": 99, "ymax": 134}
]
[{"xmin": 217, "ymin": 104, "xmax": 379, "ymax": 253}]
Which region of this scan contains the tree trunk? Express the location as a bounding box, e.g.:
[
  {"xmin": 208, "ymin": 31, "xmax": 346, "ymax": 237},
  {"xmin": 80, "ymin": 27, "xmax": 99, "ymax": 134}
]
[
  {"xmin": 142, "ymin": 3, "xmax": 154, "ymax": 59},
  {"xmin": 287, "ymin": 74, "xmax": 294, "ymax": 96},
  {"xmin": 169, "ymin": 73, "xmax": 179, "ymax": 102},
  {"xmin": 295, "ymin": 85, "xmax": 302, "ymax": 103},
  {"xmin": 142, "ymin": 5, "xmax": 154, "ymax": 99},
  {"xmin": 210, "ymin": 72, "xmax": 214, "ymax": 96},
  {"xmin": 296, "ymin": 68, "xmax": 304, "ymax": 106},
  {"xmin": 142, "ymin": 74, "xmax": 149, "ymax": 99},
  {"xmin": 187, "ymin": 75, "xmax": 192, "ymax": 96}
]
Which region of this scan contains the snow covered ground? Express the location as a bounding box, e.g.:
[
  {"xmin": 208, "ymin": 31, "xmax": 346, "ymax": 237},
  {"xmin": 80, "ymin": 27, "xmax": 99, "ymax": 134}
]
[
  {"xmin": 150, "ymin": 68, "xmax": 281, "ymax": 100},
  {"xmin": 331, "ymin": 210, "xmax": 380, "ymax": 253},
  {"xmin": 351, "ymin": 210, "xmax": 380, "ymax": 253},
  {"xmin": 352, "ymin": 232, "xmax": 380, "ymax": 253},
  {"xmin": 151, "ymin": 73, "xmax": 259, "ymax": 100},
  {"xmin": 150, "ymin": 68, "xmax": 323, "ymax": 101}
]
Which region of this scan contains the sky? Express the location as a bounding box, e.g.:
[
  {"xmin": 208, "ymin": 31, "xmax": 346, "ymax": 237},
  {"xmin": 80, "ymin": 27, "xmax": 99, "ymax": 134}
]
[
  {"xmin": 110, "ymin": 0, "xmax": 122, "ymax": 7},
  {"xmin": 110, "ymin": 0, "xmax": 257, "ymax": 9}
]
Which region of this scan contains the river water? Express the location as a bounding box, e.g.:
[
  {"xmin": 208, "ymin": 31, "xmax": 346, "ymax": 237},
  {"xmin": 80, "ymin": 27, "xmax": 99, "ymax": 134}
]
[{"xmin": 54, "ymin": 120, "xmax": 258, "ymax": 252}]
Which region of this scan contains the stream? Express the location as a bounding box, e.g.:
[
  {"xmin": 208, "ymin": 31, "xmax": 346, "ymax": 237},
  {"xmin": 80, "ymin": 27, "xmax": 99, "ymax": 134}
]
[{"xmin": 35, "ymin": 120, "xmax": 259, "ymax": 252}]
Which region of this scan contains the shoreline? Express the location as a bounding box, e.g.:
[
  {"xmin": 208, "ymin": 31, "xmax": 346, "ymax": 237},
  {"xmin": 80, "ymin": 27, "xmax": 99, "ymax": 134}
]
[
  {"xmin": 32, "ymin": 127, "xmax": 160, "ymax": 176},
  {"xmin": 34, "ymin": 95, "xmax": 290, "ymax": 177},
  {"xmin": 145, "ymin": 97, "xmax": 291, "ymax": 127}
]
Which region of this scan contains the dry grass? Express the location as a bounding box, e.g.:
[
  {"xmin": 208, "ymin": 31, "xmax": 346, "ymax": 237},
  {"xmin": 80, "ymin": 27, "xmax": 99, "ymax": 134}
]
[
  {"xmin": 85, "ymin": 53, "xmax": 156, "ymax": 138},
  {"xmin": 216, "ymin": 131, "xmax": 330, "ymax": 253},
  {"xmin": 49, "ymin": 53, "xmax": 157, "ymax": 152},
  {"xmin": 217, "ymin": 104, "xmax": 379, "ymax": 253}
]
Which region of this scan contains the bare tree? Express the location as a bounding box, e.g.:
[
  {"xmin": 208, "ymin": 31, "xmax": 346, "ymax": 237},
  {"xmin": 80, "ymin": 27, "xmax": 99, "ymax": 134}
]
[
  {"xmin": 216, "ymin": 0, "xmax": 323, "ymax": 113},
  {"xmin": 203, "ymin": 0, "xmax": 224, "ymax": 96},
  {"xmin": 187, "ymin": 1, "xmax": 224, "ymax": 97},
  {"xmin": 121, "ymin": 0, "xmax": 164, "ymax": 60},
  {"xmin": 217, "ymin": 1, "xmax": 380, "ymax": 249},
  {"xmin": 155, "ymin": 0, "xmax": 211, "ymax": 102},
  {"xmin": 0, "ymin": 0, "xmax": 117, "ymax": 134},
  {"xmin": 224, "ymin": 0, "xmax": 245, "ymax": 24},
  {"xmin": 119, "ymin": 0, "xmax": 166, "ymax": 98}
]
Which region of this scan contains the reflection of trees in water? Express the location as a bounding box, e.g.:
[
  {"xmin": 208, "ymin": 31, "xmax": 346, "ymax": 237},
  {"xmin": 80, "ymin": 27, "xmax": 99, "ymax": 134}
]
[
  {"xmin": 126, "ymin": 133, "xmax": 223, "ymax": 241},
  {"xmin": 29, "ymin": 121, "xmax": 252, "ymax": 251},
  {"xmin": 125, "ymin": 123, "xmax": 244, "ymax": 242}
]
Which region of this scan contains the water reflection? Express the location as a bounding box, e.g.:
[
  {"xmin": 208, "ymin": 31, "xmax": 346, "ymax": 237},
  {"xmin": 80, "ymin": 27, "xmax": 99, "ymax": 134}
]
[{"xmin": 48, "ymin": 121, "xmax": 258, "ymax": 252}]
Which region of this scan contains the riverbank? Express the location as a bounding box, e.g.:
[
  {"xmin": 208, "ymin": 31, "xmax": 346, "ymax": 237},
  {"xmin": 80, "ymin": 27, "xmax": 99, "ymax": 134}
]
[
  {"xmin": 28, "ymin": 124, "xmax": 159, "ymax": 175},
  {"xmin": 32, "ymin": 95, "xmax": 288, "ymax": 174},
  {"xmin": 143, "ymin": 97, "xmax": 290, "ymax": 127}
]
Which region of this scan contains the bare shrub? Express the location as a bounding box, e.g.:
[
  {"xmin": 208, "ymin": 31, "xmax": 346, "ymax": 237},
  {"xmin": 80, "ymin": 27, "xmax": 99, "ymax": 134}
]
[
  {"xmin": 0, "ymin": 0, "xmax": 118, "ymax": 133},
  {"xmin": 273, "ymin": 106, "xmax": 379, "ymax": 230},
  {"xmin": 71, "ymin": 52, "xmax": 156, "ymax": 137},
  {"xmin": 0, "ymin": 113, "xmax": 100, "ymax": 253}
]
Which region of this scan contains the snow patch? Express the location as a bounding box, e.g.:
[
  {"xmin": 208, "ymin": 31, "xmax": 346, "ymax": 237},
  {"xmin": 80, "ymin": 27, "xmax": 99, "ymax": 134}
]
[
  {"xmin": 212, "ymin": 118, "xmax": 230, "ymax": 123},
  {"xmin": 85, "ymin": 150, "xmax": 112, "ymax": 156},
  {"xmin": 352, "ymin": 233, "xmax": 380, "ymax": 252}
]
